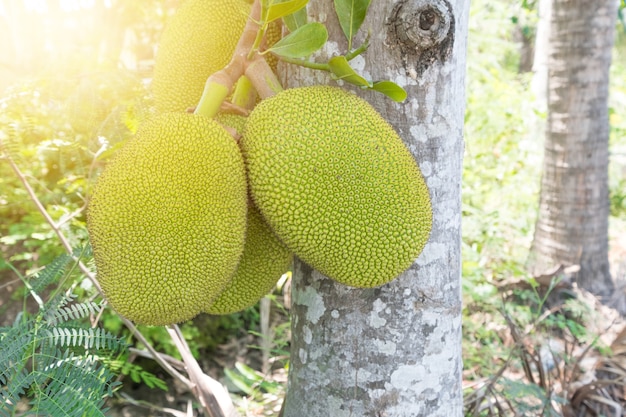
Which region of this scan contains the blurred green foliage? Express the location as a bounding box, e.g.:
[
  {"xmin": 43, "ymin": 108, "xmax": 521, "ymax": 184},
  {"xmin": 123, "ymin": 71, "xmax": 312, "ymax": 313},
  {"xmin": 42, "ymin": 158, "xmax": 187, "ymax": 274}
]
[{"xmin": 0, "ymin": 70, "xmax": 148, "ymax": 273}]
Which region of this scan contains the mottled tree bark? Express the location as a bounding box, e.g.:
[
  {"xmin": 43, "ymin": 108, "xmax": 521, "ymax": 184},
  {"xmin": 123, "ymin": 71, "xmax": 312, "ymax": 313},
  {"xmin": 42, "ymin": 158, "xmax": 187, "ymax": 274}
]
[
  {"xmin": 279, "ymin": 0, "xmax": 468, "ymax": 416},
  {"xmin": 529, "ymin": 0, "xmax": 617, "ymax": 297}
]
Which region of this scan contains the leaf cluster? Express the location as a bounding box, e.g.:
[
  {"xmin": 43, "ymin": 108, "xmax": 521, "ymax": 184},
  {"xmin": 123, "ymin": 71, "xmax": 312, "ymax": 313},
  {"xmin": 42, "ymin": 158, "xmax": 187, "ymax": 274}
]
[{"xmin": 256, "ymin": 0, "xmax": 406, "ymax": 101}]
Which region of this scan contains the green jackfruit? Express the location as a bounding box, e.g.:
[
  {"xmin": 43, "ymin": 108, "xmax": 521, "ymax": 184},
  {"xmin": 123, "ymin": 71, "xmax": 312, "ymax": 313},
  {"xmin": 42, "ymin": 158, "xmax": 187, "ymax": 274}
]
[
  {"xmin": 206, "ymin": 202, "xmax": 292, "ymax": 315},
  {"xmin": 87, "ymin": 113, "xmax": 248, "ymax": 325},
  {"xmin": 152, "ymin": 0, "xmax": 250, "ymax": 113},
  {"xmin": 241, "ymin": 86, "xmax": 432, "ymax": 288}
]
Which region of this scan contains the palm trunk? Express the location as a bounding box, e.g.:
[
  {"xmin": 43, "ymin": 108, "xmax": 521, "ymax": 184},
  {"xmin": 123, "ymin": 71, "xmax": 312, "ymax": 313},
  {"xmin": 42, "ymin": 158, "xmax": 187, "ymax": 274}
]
[{"xmin": 529, "ymin": 0, "xmax": 617, "ymax": 297}]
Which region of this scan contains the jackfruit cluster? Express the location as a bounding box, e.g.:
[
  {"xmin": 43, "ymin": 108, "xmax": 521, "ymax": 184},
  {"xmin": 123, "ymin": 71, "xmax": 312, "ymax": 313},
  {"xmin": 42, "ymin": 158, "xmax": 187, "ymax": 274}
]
[
  {"xmin": 89, "ymin": 0, "xmax": 432, "ymax": 325},
  {"xmin": 241, "ymin": 86, "xmax": 432, "ymax": 288}
]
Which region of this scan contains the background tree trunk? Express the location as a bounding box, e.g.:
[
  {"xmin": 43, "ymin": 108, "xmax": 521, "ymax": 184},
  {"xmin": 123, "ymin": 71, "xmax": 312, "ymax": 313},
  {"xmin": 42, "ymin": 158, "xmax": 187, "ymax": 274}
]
[
  {"xmin": 279, "ymin": 0, "xmax": 468, "ymax": 415},
  {"xmin": 528, "ymin": 0, "xmax": 617, "ymax": 297}
]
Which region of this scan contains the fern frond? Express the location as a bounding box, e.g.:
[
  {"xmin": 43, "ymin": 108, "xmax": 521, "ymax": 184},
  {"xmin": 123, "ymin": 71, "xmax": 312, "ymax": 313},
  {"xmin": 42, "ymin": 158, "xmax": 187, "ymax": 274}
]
[
  {"xmin": 29, "ymin": 252, "xmax": 72, "ymax": 293},
  {"xmin": 80, "ymin": 243, "xmax": 93, "ymax": 258},
  {"xmin": 30, "ymin": 349, "xmax": 118, "ymax": 417},
  {"xmin": 43, "ymin": 292, "xmax": 78, "ymax": 322},
  {"xmin": 1, "ymin": 247, "xmax": 126, "ymax": 416},
  {"xmin": 40, "ymin": 326, "xmax": 126, "ymax": 352},
  {"xmin": 28, "ymin": 246, "xmax": 91, "ymax": 296},
  {"xmin": 44, "ymin": 300, "xmax": 103, "ymax": 326},
  {"xmin": 0, "ymin": 322, "xmax": 34, "ymax": 386},
  {"xmin": 0, "ymin": 369, "xmax": 35, "ymax": 417}
]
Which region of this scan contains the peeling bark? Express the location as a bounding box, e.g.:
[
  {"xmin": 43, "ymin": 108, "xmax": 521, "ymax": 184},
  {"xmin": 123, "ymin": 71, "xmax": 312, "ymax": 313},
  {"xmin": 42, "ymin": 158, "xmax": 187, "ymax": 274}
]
[{"xmin": 279, "ymin": 0, "xmax": 468, "ymax": 416}]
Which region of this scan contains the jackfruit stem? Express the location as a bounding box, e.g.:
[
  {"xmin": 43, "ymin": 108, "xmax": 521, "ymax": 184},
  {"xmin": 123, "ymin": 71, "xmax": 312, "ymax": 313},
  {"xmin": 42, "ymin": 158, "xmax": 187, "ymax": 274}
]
[
  {"xmin": 238, "ymin": 0, "xmax": 263, "ymax": 55},
  {"xmin": 345, "ymin": 38, "xmax": 370, "ymax": 61},
  {"xmin": 276, "ymin": 56, "xmax": 329, "ymax": 71},
  {"xmin": 249, "ymin": 23, "xmax": 266, "ymax": 61},
  {"xmin": 275, "ymin": 39, "xmax": 370, "ymax": 72},
  {"xmin": 194, "ymin": 79, "xmax": 230, "ymax": 118},
  {"xmin": 231, "ymin": 75, "xmax": 258, "ymax": 109},
  {"xmin": 194, "ymin": 0, "xmax": 284, "ymax": 112},
  {"xmin": 194, "ymin": 0, "xmax": 276, "ymax": 115},
  {"xmin": 195, "ymin": 50, "xmax": 248, "ymax": 117},
  {"xmin": 245, "ymin": 56, "xmax": 283, "ymax": 99},
  {"xmin": 236, "ymin": 0, "xmax": 284, "ymax": 98}
]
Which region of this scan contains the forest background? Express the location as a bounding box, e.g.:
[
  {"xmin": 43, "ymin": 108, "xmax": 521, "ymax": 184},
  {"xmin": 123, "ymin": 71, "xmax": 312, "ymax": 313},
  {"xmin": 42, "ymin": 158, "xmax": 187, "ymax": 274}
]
[{"xmin": 1, "ymin": 0, "xmax": 626, "ymax": 415}]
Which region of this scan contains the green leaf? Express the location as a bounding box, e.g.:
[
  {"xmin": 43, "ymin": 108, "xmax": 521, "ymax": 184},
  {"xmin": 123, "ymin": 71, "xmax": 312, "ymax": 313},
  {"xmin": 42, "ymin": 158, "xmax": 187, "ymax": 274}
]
[
  {"xmin": 235, "ymin": 362, "xmax": 262, "ymax": 382},
  {"xmin": 328, "ymin": 56, "xmax": 372, "ymax": 88},
  {"xmin": 265, "ymin": 0, "xmax": 309, "ymax": 24},
  {"xmin": 334, "ymin": 0, "xmax": 371, "ymax": 49},
  {"xmin": 267, "ymin": 23, "xmax": 327, "ymax": 59},
  {"xmin": 372, "ymin": 81, "xmax": 407, "ymax": 102},
  {"xmin": 283, "ymin": 7, "xmax": 308, "ymax": 32},
  {"xmin": 224, "ymin": 368, "xmax": 254, "ymax": 395}
]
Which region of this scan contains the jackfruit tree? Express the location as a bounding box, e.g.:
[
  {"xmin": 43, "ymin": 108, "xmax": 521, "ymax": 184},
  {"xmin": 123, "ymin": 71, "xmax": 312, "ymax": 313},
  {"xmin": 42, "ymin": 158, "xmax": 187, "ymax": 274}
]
[{"xmin": 86, "ymin": 0, "xmax": 468, "ymax": 414}]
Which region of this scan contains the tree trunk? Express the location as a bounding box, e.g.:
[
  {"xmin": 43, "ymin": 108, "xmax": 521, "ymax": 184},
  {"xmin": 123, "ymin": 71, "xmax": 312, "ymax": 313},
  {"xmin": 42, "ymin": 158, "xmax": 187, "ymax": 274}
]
[
  {"xmin": 529, "ymin": 0, "xmax": 617, "ymax": 297},
  {"xmin": 279, "ymin": 0, "xmax": 468, "ymax": 416}
]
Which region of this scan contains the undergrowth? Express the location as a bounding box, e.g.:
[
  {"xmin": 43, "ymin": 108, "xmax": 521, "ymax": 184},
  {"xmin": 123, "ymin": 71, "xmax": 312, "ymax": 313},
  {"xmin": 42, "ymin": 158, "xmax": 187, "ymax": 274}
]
[
  {"xmin": 462, "ymin": 0, "xmax": 626, "ymax": 416},
  {"xmin": 0, "ymin": 249, "xmax": 126, "ymax": 416}
]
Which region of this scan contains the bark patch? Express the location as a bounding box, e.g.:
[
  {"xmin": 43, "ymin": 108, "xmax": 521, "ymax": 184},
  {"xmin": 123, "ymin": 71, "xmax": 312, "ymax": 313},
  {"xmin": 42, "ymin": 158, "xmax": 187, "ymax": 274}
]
[{"xmin": 386, "ymin": 0, "xmax": 455, "ymax": 78}]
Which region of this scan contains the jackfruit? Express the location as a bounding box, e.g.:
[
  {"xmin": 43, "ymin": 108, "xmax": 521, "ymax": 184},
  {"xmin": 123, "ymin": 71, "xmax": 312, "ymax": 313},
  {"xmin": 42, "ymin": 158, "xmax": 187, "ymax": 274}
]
[
  {"xmin": 152, "ymin": 0, "xmax": 250, "ymax": 113},
  {"xmin": 87, "ymin": 112, "xmax": 248, "ymax": 325},
  {"xmin": 241, "ymin": 86, "xmax": 432, "ymax": 288},
  {"xmin": 205, "ymin": 202, "xmax": 292, "ymax": 315}
]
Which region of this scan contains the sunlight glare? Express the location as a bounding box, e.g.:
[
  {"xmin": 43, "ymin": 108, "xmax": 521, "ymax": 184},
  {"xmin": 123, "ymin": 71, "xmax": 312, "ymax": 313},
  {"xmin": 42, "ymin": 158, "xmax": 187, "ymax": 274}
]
[
  {"xmin": 0, "ymin": 0, "xmax": 117, "ymax": 82},
  {"xmin": 24, "ymin": 0, "xmax": 48, "ymax": 13},
  {"xmin": 59, "ymin": 0, "xmax": 96, "ymax": 12}
]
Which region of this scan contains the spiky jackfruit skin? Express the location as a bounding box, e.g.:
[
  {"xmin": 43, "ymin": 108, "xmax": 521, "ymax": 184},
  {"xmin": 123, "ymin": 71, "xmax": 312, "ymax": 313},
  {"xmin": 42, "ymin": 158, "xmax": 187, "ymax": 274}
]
[
  {"xmin": 241, "ymin": 86, "xmax": 432, "ymax": 288},
  {"xmin": 206, "ymin": 202, "xmax": 292, "ymax": 315},
  {"xmin": 264, "ymin": 20, "xmax": 282, "ymax": 73},
  {"xmin": 214, "ymin": 112, "xmax": 247, "ymax": 136},
  {"xmin": 152, "ymin": 0, "xmax": 250, "ymax": 113},
  {"xmin": 87, "ymin": 113, "xmax": 248, "ymax": 325}
]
